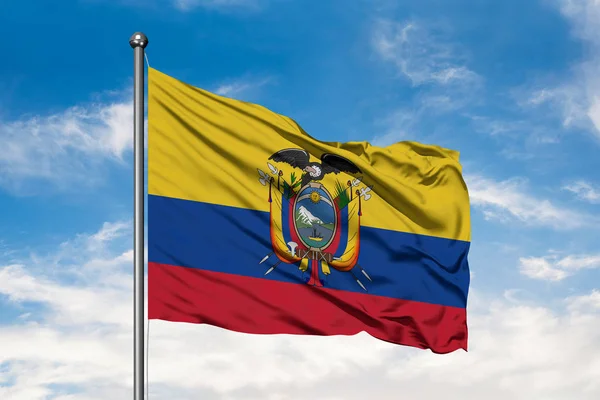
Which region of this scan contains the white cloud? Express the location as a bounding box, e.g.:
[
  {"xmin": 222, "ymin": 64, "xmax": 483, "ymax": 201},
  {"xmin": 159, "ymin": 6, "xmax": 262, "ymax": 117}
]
[
  {"xmin": 114, "ymin": 0, "xmax": 260, "ymax": 12},
  {"xmin": 587, "ymin": 95, "xmax": 600, "ymax": 132},
  {"xmin": 521, "ymin": 83, "xmax": 596, "ymax": 134},
  {"xmin": 558, "ymin": 0, "xmax": 600, "ymax": 45},
  {"xmin": 370, "ymin": 89, "xmax": 475, "ymax": 147},
  {"xmin": 519, "ymin": 257, "xmax": 570, "ymax": 281},
  {"xmin": 172, "ymin": 0, "xmax": 259, "ymax": 11},
  {"xmin": 213, "ymin": 76, "xmax": 273, "ymax": 98},
  {"xmin": 0, "ymin": 93, "xmax": 133, "ymax": 195},
  {"xmin": 468, "ymin": 114, "xmax": 562, "ymax": 145},
  {"xmin": 370, "ymin": 19, "xmax": 483, "ymax": 144},
  {"xmin": 466, "ymin": 174, "xmax": 592, "ymax": 229},
  {"xmin": 370, "ymin": 109, "xmax": 416, "ymax": 147},
  {"xmin": 1, "ymin": 221, "xmax": 600, "ymax": 399},
  {"xmin": 372, "ymin": 19, "xmax": 480, "ymax": 87},
  {"xmin": 519, "ymin": 252, "xmax": 600, "ymax": 281},
  {"xmin": 383, "ymin": 290, "xmax": 600, "ymax": 400},
  {"xmin": 520, "ymin": 0, "xmax": 600, "ymax": 139},
  {"xmin": 563, "ymin": 180, "xmax": 600, "ymax": 203},
  {"xmin": 567, "ymin": 290, "xmax": 600, "ymax": 313}
]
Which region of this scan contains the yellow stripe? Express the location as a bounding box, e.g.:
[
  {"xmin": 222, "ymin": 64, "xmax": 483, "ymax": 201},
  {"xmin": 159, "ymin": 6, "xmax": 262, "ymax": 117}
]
[{"xmin": 148, "ymin": 67, "xmax": 470, "ymax": 242}]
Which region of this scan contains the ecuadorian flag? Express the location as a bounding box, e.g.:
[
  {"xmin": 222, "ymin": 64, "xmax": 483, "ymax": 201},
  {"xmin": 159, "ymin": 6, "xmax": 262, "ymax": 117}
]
[{"xmin": 147, "ymin": 68, "xmax": 471, "ymax": 354}]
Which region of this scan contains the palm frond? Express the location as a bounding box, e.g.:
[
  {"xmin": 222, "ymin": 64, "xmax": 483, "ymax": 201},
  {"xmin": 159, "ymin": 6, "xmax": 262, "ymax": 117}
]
[{"xmin": 334, "ymin": 180, "xmax": 350, "ymax": 209}]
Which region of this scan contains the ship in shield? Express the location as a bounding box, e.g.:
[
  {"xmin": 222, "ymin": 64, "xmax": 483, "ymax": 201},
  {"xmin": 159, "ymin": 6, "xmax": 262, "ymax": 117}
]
[{"xmin": 308, "ymin": 227, "xmax": 323, "ymax": 242}]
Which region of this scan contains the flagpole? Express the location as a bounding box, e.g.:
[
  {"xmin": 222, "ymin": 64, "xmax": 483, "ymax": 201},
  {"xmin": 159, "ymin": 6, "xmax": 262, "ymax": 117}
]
[{"xmin": 129, "ymin": 31, "xmax": 148, "ymax": 400}]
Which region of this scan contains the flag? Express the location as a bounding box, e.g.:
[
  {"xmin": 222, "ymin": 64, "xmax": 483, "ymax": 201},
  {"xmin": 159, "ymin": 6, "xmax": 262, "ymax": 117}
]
[{"xmin": 147, "ymin": 67, "xmax": 471, "ymax": 353}]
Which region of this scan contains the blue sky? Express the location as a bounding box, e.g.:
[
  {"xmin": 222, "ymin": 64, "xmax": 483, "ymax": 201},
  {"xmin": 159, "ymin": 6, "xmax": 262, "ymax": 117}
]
[{"xmin": 1, "ymin": 0, "xmax": 599, "ymax": 399}]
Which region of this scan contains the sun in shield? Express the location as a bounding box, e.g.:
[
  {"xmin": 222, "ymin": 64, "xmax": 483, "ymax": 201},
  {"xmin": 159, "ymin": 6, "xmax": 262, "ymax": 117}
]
[{"xmin": 293, "ymin": 183, "xmax": 337, "ymax": 250}]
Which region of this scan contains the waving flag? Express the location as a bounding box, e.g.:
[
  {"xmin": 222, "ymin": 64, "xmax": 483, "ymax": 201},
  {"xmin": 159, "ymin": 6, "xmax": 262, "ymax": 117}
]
[{"xmin": 147, "ymin": 67, "xmax": 471, "ymax": 353}]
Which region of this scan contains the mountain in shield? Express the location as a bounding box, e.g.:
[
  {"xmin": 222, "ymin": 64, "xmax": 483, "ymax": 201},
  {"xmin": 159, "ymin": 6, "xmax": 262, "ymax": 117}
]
[{"xmin": 296, "ymin": 206, "xmax": 323, "ymax": 227}]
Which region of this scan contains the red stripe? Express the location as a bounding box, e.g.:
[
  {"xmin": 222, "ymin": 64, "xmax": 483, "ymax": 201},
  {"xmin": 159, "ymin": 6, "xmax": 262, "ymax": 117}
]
[{"xmin": 148, "ymin": 262, "xmax": 468, "ymax": 354}]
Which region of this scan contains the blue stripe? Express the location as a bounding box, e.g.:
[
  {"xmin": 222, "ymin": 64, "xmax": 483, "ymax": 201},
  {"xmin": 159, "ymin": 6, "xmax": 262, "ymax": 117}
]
[{"xmin": 148, "ymin": 194, "xmax": 470, "ymax": 308}]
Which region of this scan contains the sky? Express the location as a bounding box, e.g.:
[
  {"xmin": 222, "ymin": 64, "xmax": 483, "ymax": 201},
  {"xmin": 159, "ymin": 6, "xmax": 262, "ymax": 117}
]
[{"xmin": 0, "ymin": 0, "xmax": 599, "ymax": 398}]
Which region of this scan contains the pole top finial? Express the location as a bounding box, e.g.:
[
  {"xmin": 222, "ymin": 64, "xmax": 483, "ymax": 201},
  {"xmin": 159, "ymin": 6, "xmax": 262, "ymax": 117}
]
[{"xmin": 129, "ymin": 32, "xmax": 149, "ymax": 49}]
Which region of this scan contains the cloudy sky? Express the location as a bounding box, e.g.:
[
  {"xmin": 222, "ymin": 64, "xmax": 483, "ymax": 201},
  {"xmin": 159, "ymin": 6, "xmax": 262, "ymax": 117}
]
[{"xmin": 1, "ymin": 0, "xmax": 600, "ymax": 398}]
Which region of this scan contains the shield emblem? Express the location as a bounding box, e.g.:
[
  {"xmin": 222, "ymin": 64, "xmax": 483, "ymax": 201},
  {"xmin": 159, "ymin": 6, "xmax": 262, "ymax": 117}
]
[{"xmin": 292, "ymin": 182, "xmax": 337, "ymax": 250}]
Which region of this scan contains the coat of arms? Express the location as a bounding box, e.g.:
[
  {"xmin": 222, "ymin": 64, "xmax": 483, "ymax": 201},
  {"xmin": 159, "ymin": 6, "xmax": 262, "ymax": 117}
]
[{"xmin": 256, "ymin": 148, "xmax": 373, "ymax": 290}]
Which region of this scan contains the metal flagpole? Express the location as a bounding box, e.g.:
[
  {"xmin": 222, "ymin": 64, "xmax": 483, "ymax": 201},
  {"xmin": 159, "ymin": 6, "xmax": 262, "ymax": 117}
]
[{"xmin": 129, "ymin": 31, "xmax": 148, "ymax": 400}]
